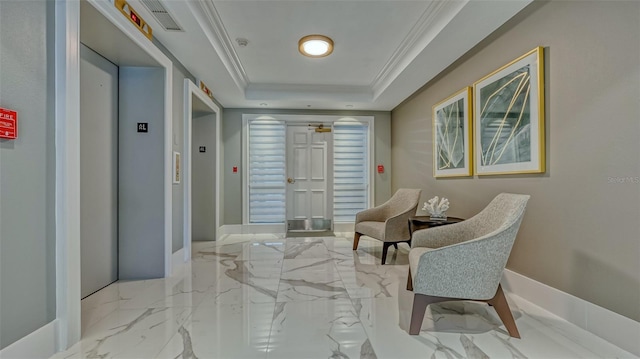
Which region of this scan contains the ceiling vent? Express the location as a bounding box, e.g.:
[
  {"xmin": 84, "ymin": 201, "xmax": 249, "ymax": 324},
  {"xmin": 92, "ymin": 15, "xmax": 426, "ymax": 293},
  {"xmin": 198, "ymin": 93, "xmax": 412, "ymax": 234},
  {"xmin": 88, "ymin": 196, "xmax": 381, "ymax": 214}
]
[{"xmin": 140, "ymin": 0, "xmax": 183, "ymax": 32}]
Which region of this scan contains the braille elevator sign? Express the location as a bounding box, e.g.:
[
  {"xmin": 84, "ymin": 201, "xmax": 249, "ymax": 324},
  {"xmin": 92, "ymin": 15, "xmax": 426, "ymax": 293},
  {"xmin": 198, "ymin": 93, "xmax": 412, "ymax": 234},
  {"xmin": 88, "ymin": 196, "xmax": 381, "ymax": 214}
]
[
  {"xmin": 0, "ymin": 107, "xmax": 18, "ymax": 140},
  {"xmin": 137, "ymin": 123, "xmax": 148, "ymax": 133},
  {"xmin": 199, "ymin": 146, "xmax": 206, "ymax": 153}
]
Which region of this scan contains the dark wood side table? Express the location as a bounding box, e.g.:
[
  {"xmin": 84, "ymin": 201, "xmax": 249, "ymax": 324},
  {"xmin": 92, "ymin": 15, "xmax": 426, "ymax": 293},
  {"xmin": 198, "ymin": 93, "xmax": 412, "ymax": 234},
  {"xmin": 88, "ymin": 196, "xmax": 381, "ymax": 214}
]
[{"xmin": 408, "ymin": 216, "xmax": 465, "ymax": 237}]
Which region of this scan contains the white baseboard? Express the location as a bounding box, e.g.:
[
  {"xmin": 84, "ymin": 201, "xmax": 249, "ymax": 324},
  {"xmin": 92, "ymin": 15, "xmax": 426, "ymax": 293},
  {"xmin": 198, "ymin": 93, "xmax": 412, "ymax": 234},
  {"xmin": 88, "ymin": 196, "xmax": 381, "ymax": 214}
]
[
  {"xmin": 220, "ymin": 223, "xmax": 353, "ymax": 236},
  {"xmin": 218, "ymin": 224, "xmax": 241, "ymax": 235},
  {"xmin": 171, "ymin": 248, "xmax": 185, "ymax": 277},
  {"xmin": 219, "ymin": 224, "xmax": 286, "ymax": 235},
  {"xmin": 502, "ymin": 269, "xmax": 640, "ymax": 356},
  {"xmin": 0, "ymin": 320, "xmax": 58, "ymax": 359},
  {"xmin": 334, "ymin": 222, "xmax": 355, "ymax": 233}
]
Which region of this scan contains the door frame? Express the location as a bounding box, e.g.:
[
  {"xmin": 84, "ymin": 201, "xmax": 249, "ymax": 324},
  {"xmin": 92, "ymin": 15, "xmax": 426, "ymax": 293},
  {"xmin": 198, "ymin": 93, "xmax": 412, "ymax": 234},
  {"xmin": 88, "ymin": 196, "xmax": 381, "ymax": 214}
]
[
  {"xmin": 242, "ymin": 114, "xmax": 374, "ymax": 229},
  {"xmin": 182, "ymin": 79, "xmax": 221, "ymax": 262},
  {"xmin": 55, "ymin": 0, "xmax": 173, "ymax": 350}
]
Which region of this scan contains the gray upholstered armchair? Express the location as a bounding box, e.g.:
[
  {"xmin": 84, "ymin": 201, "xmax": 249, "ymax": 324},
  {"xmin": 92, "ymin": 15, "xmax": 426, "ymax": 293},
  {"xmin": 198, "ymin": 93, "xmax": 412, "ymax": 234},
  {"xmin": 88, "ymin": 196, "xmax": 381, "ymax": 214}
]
[
  {"xmin": 353, "ymin": 188, "xmax": 422, "ymax": 264},
  {"xmin": 406, "ymin": 193, "xmax": 530, "ymax": 337}
]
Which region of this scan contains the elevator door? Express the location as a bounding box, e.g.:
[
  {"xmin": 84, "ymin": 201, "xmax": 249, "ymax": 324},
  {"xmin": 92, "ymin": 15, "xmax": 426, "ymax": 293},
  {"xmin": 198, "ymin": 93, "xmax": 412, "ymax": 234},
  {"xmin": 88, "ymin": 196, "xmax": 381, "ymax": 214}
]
[
  {"xmin": 191, "ymin": 113, "xmax": 217, "ymax": 241},
  {"xmin": 80, "ymin": 44, "xmax": 118, "ymax": 298}
]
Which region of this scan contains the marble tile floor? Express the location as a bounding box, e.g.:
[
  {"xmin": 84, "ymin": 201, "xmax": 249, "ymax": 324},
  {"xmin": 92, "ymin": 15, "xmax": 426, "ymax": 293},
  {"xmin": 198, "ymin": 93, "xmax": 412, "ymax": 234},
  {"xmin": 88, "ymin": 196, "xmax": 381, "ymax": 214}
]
[{"xmin": 53, "ymin": 233, "xmax": 637, "ymax": 359}]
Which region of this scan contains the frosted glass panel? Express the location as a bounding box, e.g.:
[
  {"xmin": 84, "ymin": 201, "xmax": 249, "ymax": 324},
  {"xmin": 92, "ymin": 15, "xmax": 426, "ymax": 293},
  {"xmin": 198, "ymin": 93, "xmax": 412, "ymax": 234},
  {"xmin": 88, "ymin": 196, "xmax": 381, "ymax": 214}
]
[
  {"xmin": 333, "ymin": 124, "xmax": 369, "ymax": 222},
  {"xmin": 248, "ymin": 120, "xmax": 286, "ymax": 223}
]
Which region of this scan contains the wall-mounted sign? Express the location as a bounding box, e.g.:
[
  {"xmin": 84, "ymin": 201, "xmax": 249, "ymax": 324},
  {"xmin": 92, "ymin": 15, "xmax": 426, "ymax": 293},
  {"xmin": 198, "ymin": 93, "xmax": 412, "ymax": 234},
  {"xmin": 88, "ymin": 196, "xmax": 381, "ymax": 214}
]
[
  {"xmin": 137, "ymin": 123, "xmax": 148, "ymax": 133},
  {"xmin": 377, "ymin": 164, "xmax": 384, "ymax": 174},
  {"xmin": 173, "ymin": 151, "xmax": 181, "ymax": 184},
  {"xmin": 198, "ymin": 80, "xmax": 214, "ymax": 99},
  {"xmin": 0, "ymin": 107, "xmax": 18, "ymax": 140},
  {"xmin": 115, "ymin": 0, "xmax": 152, "ymax": 40},
  {"xmin": 199, "ymin": 146, "xmax": 206, "ymax": 153}
]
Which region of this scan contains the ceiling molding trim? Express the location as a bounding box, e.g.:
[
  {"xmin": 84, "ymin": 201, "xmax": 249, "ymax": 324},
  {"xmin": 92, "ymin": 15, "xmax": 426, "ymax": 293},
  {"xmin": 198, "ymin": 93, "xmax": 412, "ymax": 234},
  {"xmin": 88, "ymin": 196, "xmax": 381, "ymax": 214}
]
[
  {"xmin": 246, "ymin": 83, "xmax": 373, "ymax": 102},
  {"xmin": 188, "ymin": 0, "xmax": 248, "ymax": 90},
  {"xmin": 370, "ymin": 0, "xmax": 468, "ymax": 98}
]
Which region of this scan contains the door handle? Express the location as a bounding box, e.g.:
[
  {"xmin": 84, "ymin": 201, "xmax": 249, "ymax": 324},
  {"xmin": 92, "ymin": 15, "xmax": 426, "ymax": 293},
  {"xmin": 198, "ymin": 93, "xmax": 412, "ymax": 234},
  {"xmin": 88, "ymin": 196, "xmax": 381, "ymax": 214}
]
[{"xmin": 287, "ymin": 177, "xmax": 296, "ymax": 184}]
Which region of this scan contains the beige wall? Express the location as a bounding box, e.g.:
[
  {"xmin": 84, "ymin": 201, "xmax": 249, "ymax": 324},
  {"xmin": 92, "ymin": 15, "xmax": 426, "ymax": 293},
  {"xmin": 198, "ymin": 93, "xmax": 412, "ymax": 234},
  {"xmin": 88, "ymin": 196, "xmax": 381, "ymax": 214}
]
[
  {"xmin": 222, "ymin": 108, "xmax": 392, "ymax": 225},
  {"xmin": 391, "ymin": 1, "xmax": 639, "ymax": 321}
]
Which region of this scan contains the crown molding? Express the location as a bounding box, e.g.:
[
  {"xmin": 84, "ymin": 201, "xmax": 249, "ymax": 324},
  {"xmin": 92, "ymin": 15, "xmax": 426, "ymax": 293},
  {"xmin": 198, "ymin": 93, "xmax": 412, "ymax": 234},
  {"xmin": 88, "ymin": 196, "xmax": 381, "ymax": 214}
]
[
  {"xmin": 246, "ymin": 83, "xmax": 373, "ymax": 102},
  {"xmin": 188, "ymin": 0, "xmax": 248, "ymax": 90},
  {"xmin": 174, "ymin": 0, "xmax": 529, "ymax": 110},
  {"xmin": 187, "ymin": 0, "xmax": 468, "ymax": 105},
  {"xmin": 370, "ymin": 0, "xmax": 467, "ymax": 99}
]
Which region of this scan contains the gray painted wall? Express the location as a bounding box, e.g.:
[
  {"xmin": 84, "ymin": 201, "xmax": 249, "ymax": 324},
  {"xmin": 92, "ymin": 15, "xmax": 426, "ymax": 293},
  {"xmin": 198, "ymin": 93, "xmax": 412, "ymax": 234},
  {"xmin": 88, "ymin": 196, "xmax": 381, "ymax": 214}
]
[
  {"xmin": 0, "ymin": 0, "xmax": 56, "ymax": 349},
  {"xmin": 192, "ymin": 114, "xmax": 217, "ymax": 240},
  {"xmin": 222, "ymin": 108, "xmax": 392, "ymax": 225},
  {"xmin": 171, "ymin": 64, "xmax": 187, "ymax": 253},
  {"xmin": 118, "ymin": 67, "xmax": 166, "ymax": 279},
  {"xmin": 154, "ymin": 38, "xmax": 224, "ymax": 252},
  {"xmin": 391, "ymin": 1, "xmax": 640, "ymax": 321}
]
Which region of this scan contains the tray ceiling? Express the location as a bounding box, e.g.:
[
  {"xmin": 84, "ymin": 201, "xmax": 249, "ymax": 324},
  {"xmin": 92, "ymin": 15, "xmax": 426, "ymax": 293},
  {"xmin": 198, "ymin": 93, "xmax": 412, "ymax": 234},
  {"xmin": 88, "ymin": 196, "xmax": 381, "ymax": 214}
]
[{"xmin": 128, "ymin": 0, "xmax": 533, "ymax": 110}]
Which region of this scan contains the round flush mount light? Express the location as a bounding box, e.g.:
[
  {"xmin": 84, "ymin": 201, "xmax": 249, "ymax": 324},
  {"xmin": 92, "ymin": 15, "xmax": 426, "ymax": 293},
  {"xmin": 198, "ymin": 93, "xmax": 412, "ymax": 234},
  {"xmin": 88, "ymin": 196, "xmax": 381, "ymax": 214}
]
[{"xmin": 298, "ymin": 35, "xmax": 334, "ymax": 58}]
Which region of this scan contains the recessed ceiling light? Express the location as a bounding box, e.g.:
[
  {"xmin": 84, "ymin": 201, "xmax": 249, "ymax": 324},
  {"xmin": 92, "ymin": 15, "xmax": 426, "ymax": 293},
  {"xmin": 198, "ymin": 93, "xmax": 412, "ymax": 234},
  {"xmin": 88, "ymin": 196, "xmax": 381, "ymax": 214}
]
[
  {"xmin": 298, "ymin": 35, "xmax": 334, "ymax": 58},
  {"xmin": 236, "ymin": 38, "xmax": 249, "ymax": 47}
]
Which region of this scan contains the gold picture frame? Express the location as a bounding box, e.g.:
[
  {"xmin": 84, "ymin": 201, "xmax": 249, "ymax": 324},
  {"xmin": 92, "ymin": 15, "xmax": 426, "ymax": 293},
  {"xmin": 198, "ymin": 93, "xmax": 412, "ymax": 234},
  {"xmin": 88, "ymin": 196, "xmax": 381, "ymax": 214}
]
[
  {"xmin": 473, "ymin": 47, "xmax": 545, "ymax": 175},
  {"xmin": 433, "ymin": 87, "xmax": 473, "ymax": 177}
]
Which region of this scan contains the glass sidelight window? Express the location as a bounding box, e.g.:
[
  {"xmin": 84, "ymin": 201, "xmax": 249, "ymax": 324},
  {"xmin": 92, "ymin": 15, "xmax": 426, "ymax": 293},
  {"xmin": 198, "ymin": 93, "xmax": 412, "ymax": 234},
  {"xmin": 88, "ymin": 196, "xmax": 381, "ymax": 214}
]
[
  {"xmin": 333, "ymin": 123, "xmax": 369, "ymax": 222},
  {"xmin": 247, "ymin": 120, "xmax": 286, "ymax": 223}
]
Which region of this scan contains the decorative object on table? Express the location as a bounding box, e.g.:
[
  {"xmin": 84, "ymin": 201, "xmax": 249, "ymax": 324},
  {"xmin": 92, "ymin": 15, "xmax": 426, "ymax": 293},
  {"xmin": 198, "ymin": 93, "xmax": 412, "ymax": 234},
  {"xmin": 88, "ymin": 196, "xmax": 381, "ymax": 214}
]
[
  {"xmin": 423, "ymin": 196, "xmax": 449, "ymax": 220},
  {"xmin": 433, "ymin": 87, "xmax": 473, "ymax": 177},
  {"xmin": 473, "ymin": 47, "xmax": 545, "ymax": 175},
  {"xmin": 172, "ymin": 151, "xmax": 181, "ymax": 184},
  {"xmin": 353, "ymin": 188, "xmax": 422, "ymax": 265},
  {"xmin": 406, "ymin": 193, "xmax": 530, "ymax": 338}
]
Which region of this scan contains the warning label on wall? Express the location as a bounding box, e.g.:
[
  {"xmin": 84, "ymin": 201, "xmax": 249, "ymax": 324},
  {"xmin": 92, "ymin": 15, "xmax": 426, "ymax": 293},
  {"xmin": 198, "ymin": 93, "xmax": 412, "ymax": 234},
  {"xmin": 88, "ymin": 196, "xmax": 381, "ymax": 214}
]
[{"xmin": 0, "ymin": 107, "xmax": 17, "ymax": 140}]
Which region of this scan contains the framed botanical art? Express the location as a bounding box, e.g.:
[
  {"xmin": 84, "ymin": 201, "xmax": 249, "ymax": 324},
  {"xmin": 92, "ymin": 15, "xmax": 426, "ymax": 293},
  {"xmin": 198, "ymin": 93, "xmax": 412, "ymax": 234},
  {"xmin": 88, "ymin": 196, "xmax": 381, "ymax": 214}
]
[
  {"xmin": 474, "ymin": 47, "xmax": 545, "ymax": 175},
  {"xmin": 433, "ymin": 87, "xmax": 473, "ymax": 177}
]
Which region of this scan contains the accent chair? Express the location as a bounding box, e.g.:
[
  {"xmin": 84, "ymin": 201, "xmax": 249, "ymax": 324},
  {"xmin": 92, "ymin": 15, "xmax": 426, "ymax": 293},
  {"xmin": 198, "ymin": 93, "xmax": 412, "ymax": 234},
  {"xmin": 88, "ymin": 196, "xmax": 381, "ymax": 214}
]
[
  {"xmin": 406, "ymin": 193, "xmax": 530, "ymax": 337},
  {"xmin": 353, "ymin": 188, "xmax": 422, "ymax": 265}
]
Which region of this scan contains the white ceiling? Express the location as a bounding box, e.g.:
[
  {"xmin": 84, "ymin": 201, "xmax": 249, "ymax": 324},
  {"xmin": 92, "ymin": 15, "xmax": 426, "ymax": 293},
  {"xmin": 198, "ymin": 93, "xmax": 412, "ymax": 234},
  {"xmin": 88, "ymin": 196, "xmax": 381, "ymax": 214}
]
[{"xmin": 128, "ymin": 0, "xmax": 533, "ymax": 111}]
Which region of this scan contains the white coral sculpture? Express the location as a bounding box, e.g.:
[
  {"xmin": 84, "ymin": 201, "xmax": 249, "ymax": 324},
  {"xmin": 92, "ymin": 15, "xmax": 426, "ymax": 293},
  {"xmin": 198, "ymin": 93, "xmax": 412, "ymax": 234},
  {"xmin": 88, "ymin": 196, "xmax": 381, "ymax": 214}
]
[{"xmin": 422, "ymin": 196, "xmax": 449, "ymax": 216}]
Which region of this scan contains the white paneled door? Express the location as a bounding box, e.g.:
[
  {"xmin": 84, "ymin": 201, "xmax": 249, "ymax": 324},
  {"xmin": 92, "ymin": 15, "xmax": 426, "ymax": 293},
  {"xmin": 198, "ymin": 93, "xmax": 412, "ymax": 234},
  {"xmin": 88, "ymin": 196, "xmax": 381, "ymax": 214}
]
[{"xmin": 286, "ymin": 125, "xmax": 333, "ymax": 222}]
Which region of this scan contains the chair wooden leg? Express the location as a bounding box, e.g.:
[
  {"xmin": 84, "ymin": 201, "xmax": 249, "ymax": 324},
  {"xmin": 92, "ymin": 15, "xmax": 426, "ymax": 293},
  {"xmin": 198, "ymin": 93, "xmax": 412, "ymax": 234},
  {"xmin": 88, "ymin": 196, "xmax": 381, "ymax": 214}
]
[
  {"xmin": 353, "ymin": 232, "xmax": 361, "ymax": 250},
  {"xmin": 409, "ymin": 295, "xmax": 449, "ymax": 335},
  {"xmin": 381, "ymin": 242, "xmax": 391, "ymax": 265},
  {"xmin": 406, "ymin": 268, "xmax": 413, "ymax": 291},
  {"xmin": 488, "ymin": 284, "xmax": 520, "ymax": 338},
  {"xmin": 409, "ymin": 294, "xmax": 430, "ymax": 334}
]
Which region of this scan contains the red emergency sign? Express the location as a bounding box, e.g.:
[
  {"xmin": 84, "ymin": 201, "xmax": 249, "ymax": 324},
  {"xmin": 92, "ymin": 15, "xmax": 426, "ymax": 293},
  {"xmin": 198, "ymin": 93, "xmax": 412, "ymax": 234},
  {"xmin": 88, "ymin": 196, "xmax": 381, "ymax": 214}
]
[{"xmin": 0, "ymin": 108, "xmax": 17, "ymax": 140}]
